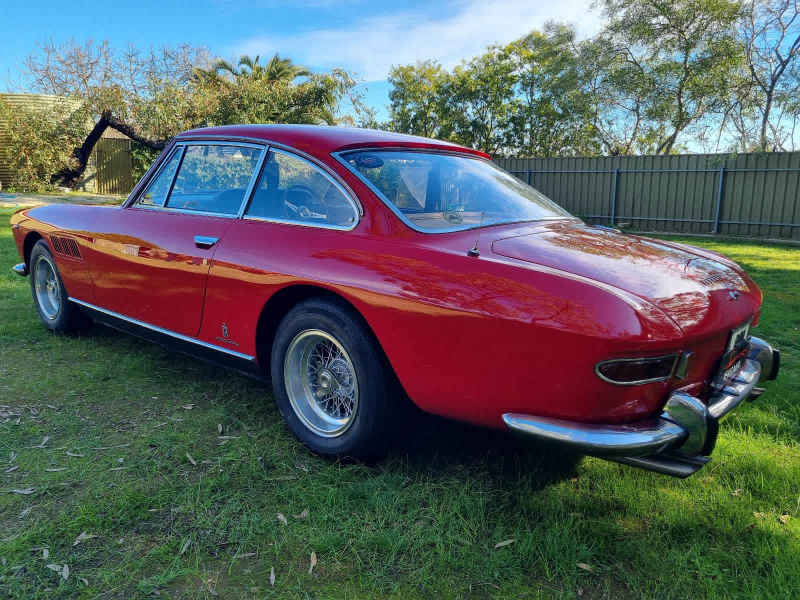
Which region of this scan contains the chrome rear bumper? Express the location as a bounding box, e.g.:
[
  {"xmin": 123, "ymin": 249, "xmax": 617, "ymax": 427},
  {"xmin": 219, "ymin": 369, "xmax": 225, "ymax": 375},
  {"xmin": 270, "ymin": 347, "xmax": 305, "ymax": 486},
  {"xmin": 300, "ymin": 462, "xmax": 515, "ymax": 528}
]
[{"xmin": 503, "ymin": 336, "xmax": 779, "ymax": 477}]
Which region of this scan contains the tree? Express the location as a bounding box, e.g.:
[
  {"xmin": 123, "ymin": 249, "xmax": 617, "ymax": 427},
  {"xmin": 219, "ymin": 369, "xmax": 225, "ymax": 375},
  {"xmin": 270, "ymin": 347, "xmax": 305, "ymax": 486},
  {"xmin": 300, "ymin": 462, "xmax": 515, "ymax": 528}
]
[
  {"xmin": 193, "ymin": 53, "xmax": 311, "ymax": 85},
  {"xmin": 730, "ymin": 0, "xmax": 800, "ymax": 150},
  {"xmin": 598, "ymin": 0, "xmax": 744, "ymax": 154},
  {"xmin": 447, "ymin": 46, "xmax": 518, "ymax": 154},
  {"xmin": 20, "ymin": 40, "xmax": 357, "ymax": 188},
  {"xmin": 387, "ymin": 61, "xmax": 451, "ymax": 139},
  {"xmin": 506, "ymin": 24, "xmax": 601, "ymax": 156}
]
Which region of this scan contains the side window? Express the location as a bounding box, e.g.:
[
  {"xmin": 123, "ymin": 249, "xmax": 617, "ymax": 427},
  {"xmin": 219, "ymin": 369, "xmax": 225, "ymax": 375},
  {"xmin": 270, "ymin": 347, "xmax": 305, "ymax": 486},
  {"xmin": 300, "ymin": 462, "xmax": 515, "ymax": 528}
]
[
  {"xmin": 166, "ymin": 145, "xmax": 262, "ymax": 215},
  {"xmin": 246, "ymin": 149, "xmax": 357, "ymax": 228},
  {"xmin": 136, "ymin": 148, "xmax": 181, "ymax": 207}
]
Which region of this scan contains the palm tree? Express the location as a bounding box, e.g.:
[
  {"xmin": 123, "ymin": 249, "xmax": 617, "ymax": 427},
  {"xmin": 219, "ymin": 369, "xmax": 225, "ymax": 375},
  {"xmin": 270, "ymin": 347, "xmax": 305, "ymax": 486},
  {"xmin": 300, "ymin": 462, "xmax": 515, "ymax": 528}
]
[{"xmin": 193, "ymin": 53, "xmax": 310, "ymax": 85}]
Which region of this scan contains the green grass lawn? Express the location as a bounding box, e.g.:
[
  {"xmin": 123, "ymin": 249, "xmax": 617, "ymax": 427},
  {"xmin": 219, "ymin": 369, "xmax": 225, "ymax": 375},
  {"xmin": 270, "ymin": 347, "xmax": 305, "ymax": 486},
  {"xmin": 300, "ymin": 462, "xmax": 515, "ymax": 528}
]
[{"xmin": 1, "ymin": 207, "xmax": 798, "ymax": 599}]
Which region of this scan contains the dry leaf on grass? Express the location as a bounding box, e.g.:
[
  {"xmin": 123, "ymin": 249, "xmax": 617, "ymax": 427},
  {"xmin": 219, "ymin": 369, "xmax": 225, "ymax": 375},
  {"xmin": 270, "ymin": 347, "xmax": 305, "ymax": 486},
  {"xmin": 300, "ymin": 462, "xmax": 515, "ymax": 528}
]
[
  {"xmin": 182, "ymin": 404, "xmax": 195, "ymax": 410},
  {"xmin": 754, "ymin": 512, "xmax": 767, "ymax": 519},
  {"xmin": 79, "ymin": 577, "xmax": 88, "ymax": 586},
  {"xmin": 779, "ymin": 514, "xmax": 791, "ymax": 525},
  {"xmin": 72, "ymin": 532, "xmax": 98, "ymax": 546},
  {"xmin": 42, "ymin": 548, "xmax": 49, "ymax": 559},
  {"xmin": 19, "ymin": 507, "xmax": 33, "ymax": 519},
  {"xmin": 494, "ymin": 539, "xmax": 515, "ymax": 549},
  {"xmin": 276, "ymin": 513, "xmax": 288, "ymax": 525},
  {"xmin": 217, "ymin": 424, "xmax": 223, "ymax": 435},
  {"xmin": 293, "ymin": 509, "xmax": 309, "ymax": 520},
  {"xmin": 179, "ymin": 539, "xmax": 191, "ymax": 555},
  {"xmin": 269, "ymin": 566, "xmax": 275, "ymax": 586},
  {"xmin": 30, "ymin": 436, "xmax": 50, "ymax": 449},
  {"xmin": 308, "ymin": 552, "xmax": 317, "ymax": 575},
  {"xmin": 45, "ymin": 467, "xmax": 66, "ymax": 472},
  {"xmin": 66, "ymin": 451, "xmax": 84, "ymax": 458},
  {"xmin": 732, "ymin": 489, "xmax": 742, "ymax": 496},
  {"xmin": 9, "ymin": 488, "xmax": 34, "ymax": 495},
  {"xmin": 92, "ymin": 443, "xmax": 130, "ymax": 450},
  {"xmin": 577, "ymin": 563, "xmax": 594, "ymax": 573},
  {"xmin": 186, "ymin": 453, "xmax": 197, "ymax": 466},
  {"xmin": 46, "ymin": 563, "xmax": 62, "ymax": 573},
  {"xmin": 5, "ymin": 465, "xmax": 19, "ymax": 473},
  {"xmin": 62, "ymin": 564, "xmax": 69, "ymax": 580}
]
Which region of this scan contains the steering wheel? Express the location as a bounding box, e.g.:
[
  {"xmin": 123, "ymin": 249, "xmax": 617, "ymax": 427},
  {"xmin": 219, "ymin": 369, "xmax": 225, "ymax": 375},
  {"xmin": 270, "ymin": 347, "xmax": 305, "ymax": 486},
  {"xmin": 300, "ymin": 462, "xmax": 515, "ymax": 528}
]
[{"xmin": 284, "ymin": 185, "xmax": 322, "ymax": 220}]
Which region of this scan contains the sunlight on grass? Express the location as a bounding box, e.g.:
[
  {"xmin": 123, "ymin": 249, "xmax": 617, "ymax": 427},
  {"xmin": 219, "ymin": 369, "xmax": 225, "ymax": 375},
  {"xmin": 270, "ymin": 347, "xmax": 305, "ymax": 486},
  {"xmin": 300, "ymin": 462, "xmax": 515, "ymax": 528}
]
[{"xmin": 0, "ymin": 208, "xmax": 798, "ymax": 599}]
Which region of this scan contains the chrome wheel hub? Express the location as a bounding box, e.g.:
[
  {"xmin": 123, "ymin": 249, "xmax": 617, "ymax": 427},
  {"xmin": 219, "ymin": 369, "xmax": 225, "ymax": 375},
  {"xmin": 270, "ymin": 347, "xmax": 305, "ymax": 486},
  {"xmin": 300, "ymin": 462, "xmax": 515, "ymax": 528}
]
[
  {"xmin": 33, "ymin": 255, "xmax": 61, "ymax": 320},
  {"xmin": 284, "ymin": 329, "xmax": 359, "ymax": 437}
]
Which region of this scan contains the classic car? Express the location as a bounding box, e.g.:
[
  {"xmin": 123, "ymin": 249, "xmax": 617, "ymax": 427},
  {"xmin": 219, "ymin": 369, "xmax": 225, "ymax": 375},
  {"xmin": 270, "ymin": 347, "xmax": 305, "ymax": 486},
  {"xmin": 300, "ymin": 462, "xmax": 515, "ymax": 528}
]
[{"xmin": 10, "ymin": 125, "xmax": 780, "ymax": 477}]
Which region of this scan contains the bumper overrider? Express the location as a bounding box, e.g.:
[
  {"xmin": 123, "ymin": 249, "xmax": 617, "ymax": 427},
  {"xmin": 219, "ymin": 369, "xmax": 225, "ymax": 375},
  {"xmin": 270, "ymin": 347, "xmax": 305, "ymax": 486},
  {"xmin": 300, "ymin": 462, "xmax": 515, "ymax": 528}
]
[{"xmin": 503, "ymin": 337, "xmax": 780, "ymax": 477}]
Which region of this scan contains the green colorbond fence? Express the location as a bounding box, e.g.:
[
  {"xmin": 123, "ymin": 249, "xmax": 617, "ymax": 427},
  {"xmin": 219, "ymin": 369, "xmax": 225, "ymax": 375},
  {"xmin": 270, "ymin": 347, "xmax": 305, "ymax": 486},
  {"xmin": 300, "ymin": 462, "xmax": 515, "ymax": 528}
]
[
  {"xmin": 495, "ymin": 153, "xmax": 800, "ymax": 240},
  {"xmin": 92, "ymin": 138, "xmax": 135, "ymax": 196}
]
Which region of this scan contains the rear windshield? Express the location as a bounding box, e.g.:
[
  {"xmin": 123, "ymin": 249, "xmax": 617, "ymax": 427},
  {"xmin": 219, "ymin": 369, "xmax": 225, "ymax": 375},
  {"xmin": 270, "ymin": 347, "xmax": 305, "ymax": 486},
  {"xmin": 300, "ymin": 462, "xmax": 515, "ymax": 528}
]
[{"xmin": 340, "ymin": 150, "xmax": 572, "ymax": 232}]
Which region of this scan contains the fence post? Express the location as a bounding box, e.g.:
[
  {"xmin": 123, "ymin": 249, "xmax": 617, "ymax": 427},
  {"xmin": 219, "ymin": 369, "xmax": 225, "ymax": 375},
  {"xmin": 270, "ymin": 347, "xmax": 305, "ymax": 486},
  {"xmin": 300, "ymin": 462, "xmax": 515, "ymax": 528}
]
[
  {"xmin": 712, "ymin": 166, "xmax": 725, "ymax": 234},
  {"xmin": 610, "ymin": 168, "xmax": 620, "ymax": 226},
  {"xmin": 526, "ymin": 170, "xmax": 532, "ymax": 186}
]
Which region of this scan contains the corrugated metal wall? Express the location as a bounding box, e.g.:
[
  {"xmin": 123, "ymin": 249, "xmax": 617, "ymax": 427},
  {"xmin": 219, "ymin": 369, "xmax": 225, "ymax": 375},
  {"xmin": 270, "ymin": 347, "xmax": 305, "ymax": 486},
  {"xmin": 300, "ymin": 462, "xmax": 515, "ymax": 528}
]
[
  {"xmin": 496, "ymin": 153, "xmax": 800, "ymax": 240},
  {"xmin": 93, "ymin": 138, "xmax": 135, "ymax": 195}
]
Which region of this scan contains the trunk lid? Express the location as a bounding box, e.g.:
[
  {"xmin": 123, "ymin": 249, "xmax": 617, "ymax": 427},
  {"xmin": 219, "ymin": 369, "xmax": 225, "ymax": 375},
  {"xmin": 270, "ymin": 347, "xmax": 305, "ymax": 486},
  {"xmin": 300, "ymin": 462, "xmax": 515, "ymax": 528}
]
[{"xmin": 491, "ymin": 220, "xmax": 758, "ymax": 335}]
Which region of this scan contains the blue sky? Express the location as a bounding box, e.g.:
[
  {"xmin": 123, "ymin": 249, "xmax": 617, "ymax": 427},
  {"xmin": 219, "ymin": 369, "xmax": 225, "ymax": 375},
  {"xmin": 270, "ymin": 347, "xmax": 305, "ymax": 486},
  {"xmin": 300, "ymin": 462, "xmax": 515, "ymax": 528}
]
[{"xmin": 0, "ymin": 0, "xmax": 603, "ymax": 120}]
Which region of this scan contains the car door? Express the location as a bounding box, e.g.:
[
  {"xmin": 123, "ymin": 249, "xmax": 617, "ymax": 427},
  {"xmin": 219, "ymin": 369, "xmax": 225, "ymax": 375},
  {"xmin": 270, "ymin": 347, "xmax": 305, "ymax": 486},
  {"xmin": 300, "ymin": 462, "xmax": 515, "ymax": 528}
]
[
  {"xmin": 89, "ymin": 141, "xmax": 265, "ymax": 337},
  {"xmin": 197, "ymin": 147, "xmax": 361, "ymax": 354}
]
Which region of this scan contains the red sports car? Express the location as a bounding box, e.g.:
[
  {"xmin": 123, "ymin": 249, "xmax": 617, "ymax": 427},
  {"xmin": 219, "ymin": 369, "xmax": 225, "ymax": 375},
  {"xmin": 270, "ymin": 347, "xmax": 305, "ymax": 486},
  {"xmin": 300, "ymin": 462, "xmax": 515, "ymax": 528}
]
[{"xmin": 10, "ymin": 125, "xmax": 780, "ymax": 477}]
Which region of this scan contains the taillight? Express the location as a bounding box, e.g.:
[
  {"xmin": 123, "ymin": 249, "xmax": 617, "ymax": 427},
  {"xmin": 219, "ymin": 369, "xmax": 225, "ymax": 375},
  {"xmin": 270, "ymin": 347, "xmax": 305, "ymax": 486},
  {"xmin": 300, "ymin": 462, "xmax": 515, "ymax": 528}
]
[{"xmin": 595, "ymin": 355, "xmax": 679, "ymax": 386}]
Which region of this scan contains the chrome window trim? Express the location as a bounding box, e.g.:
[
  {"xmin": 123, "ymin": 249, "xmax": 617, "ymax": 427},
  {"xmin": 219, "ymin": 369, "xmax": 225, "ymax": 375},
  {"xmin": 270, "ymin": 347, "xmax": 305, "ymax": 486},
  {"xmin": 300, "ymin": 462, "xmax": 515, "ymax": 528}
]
[
  {"xmin": 177, "ymin": 134, "xmax": 363, "ymax": 216},
  {"xmin": 237, "ymin": 148, "xmax": 269, "ymax": 218},
  {"xmin": 130, "ymin": 140, "xmax": 266, "ymax": 216},
  {"xmin": 331, "ymin": 147, "xmax": 573, "ymax": 235},
  {"xmin": 127, "ymin": 205, "xmax": 241, "ymax": 220},
  {"xmin": 127, "ymin": 135, "xmax": 363, "ymax": 218},
  {"xmin": 241, "ymin": 147, "xmax": 360, "ymax": 232},
  {"xmin": 68, "ymin": 297, "xmax": 256, "ymax": 361},
  {"xmin": 594, "ymin": 354, "xmax": 680, "ymax": 386},
  {"xmin": 132, "ymin": 145, "xmax": 185, "ymax": 210}
]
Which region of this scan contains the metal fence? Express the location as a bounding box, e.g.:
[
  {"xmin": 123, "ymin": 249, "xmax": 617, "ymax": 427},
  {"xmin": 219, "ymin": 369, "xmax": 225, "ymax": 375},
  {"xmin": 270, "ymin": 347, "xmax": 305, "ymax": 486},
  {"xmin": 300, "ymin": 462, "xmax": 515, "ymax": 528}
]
[
  {"xmin": 91, "ymin": 138, "xmax": 136, "ymax": 195},
  {"xmin": 495, "ymin": 152, "xmax": 800, "ymax": 240}
]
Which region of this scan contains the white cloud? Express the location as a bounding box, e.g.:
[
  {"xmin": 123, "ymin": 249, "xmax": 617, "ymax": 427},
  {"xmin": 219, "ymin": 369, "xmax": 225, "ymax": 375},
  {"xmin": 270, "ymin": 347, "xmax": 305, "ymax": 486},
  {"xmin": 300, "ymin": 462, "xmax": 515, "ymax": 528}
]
[{"xmin": 233, "ymin": 0, "xmax": 604, "ymax": 81}]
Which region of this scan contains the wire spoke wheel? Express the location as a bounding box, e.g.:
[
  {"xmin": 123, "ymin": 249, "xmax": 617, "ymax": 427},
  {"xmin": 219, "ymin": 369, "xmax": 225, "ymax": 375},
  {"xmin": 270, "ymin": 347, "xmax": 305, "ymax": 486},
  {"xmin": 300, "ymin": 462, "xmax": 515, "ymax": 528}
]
[
  {"xmin": 284, "ymin": 329, "xmax": 359, "ymax": 437},
  {"xmin": 33, "ymin": 255, "xmax": 61, "ymax": 320}
]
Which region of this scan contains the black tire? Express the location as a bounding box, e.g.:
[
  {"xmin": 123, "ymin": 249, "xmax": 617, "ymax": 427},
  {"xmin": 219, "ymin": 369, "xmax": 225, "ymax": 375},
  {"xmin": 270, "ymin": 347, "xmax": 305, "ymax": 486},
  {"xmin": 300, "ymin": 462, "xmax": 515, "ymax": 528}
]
[
  {"xmin": 270, "ymin": 297, "xmax": 398, "ymax": 459},
  {"xmin": 29, "ymin": 240, "xmax": 90, "ymax": 333}
]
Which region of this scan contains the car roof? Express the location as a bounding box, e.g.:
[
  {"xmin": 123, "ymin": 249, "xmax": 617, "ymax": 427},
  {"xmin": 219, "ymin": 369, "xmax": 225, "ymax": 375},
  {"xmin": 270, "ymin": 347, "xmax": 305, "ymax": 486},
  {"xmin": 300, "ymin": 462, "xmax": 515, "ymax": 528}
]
[{"xmin": 175, "ymin": 124, "xmax": 491, "ymax": 159}]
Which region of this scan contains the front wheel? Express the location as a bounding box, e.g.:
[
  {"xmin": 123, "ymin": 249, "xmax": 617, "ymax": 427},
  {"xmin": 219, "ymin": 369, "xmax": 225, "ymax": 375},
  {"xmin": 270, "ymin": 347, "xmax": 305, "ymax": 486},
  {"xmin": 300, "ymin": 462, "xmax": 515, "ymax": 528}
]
[
  {"xmin": 29, "ymin": 240, "xmax": 89, "ymax": 333},
  {"xmin": 270, "ymin": 298, "xmax": 398, "ymax": 459}
]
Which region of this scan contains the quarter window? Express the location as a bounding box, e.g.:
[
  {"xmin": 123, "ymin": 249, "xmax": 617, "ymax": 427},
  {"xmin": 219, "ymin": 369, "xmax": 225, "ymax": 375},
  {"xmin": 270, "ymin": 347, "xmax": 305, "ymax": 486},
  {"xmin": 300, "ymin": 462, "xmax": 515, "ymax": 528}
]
[
  {"xmin": 136, "ymin": 148, "xmax": 181, "ymax": 208},
  {"xmin": 166, "ymin": 145, "xmax": 262, "ymax": 215},
  {"xmin": 246, "ymin": 149, "xmax": 357, "ymax": 228}
]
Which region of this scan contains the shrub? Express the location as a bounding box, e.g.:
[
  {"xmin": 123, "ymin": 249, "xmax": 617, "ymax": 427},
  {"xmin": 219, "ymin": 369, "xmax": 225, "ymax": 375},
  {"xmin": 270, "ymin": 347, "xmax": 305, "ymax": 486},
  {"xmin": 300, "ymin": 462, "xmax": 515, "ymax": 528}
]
[{"xmin": 0, "ymin": 98, "xmax": 91, "ymax": 192}]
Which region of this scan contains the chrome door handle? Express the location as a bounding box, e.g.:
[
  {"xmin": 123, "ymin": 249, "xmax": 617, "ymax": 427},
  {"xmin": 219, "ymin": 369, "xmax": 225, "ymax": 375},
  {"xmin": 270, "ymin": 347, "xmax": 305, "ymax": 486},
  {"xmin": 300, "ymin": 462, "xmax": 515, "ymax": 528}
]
[{"xmin": 194, "ymin": 235, "xmax": 219, "ymax": 249}]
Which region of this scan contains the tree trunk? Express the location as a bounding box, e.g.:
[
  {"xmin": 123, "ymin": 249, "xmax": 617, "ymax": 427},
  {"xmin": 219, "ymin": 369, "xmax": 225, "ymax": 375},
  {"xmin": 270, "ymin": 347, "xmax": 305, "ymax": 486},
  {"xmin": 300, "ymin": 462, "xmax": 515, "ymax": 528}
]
[
  {"xmin": 52, "ymin": 111, "xmax": 111, "ymax": 187},
  {"xmin": 54, "ymin": 110, "xmax": 168, "ymax": 189},
  {"xmin": 759, "ymin": 92, "xmax": 774, "ymax": 152}
]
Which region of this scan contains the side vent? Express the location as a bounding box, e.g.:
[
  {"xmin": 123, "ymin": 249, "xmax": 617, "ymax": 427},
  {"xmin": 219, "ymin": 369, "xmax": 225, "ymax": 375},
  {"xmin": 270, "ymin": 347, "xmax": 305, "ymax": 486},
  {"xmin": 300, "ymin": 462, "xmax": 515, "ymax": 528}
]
[{"xmin": 50, "ymin": 235, "xmax": 82, "ymax": 259}]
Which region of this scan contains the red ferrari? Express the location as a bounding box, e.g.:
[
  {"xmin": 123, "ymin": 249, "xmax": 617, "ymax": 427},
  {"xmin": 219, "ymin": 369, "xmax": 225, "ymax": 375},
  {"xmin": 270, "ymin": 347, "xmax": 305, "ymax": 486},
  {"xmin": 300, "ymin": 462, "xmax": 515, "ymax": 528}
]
[{"xmin": 10, "ymin": 125, "xmax": 780, "ymax": 477}]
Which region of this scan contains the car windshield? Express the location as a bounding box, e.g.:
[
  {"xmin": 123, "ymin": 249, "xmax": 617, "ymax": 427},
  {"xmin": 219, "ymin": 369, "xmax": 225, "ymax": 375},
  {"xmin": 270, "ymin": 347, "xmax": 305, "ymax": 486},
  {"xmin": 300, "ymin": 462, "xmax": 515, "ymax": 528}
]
[{"xmin": 340, "ymin": 149, "xmax": 572, "ymax": 232}]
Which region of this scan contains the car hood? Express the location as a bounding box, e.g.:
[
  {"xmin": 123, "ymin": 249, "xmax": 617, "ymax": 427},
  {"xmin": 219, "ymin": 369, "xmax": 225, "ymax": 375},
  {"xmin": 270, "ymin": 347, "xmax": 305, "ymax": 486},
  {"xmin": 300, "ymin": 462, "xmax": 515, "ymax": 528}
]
[{"xmin": 490, "ymin": 221, "xmax": 759, "ymax": 335}]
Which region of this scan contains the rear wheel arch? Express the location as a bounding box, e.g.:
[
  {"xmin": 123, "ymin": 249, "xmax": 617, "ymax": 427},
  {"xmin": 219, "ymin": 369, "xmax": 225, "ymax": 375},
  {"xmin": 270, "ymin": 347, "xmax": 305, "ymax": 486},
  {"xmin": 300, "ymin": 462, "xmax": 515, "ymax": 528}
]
[{"xmin": 255, "ymin": 285, "xmax": 394, "ymax": 376}]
